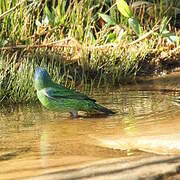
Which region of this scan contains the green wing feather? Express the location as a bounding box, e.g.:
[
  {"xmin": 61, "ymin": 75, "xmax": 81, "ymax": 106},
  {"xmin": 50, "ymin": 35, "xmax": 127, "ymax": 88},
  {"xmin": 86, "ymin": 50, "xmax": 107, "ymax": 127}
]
[{"xmin": 45, "ymin": 85, "xmax": 96, "ymax": 102}]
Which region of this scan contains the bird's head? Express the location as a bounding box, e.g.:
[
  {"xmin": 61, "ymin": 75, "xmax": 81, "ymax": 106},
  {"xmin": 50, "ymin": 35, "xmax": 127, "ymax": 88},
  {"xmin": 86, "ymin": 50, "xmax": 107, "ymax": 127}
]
[{"xmin": 34, "ymin": 67, "xmax": 52, "ymax": 90}]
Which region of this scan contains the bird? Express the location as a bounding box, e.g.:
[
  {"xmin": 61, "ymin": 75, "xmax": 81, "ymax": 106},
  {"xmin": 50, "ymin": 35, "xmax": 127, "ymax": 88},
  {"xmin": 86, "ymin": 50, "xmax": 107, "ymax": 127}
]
[{"xmin": 34, "ymin": 67, "xmax": 115, "ymax": 118}]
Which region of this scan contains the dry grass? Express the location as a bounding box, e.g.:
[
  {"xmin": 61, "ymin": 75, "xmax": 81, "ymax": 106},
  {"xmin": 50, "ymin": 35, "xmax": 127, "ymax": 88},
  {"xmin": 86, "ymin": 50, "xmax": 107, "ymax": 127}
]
[{"xmin": 0, "ymin": 0, "xmax": 180, "ymax": 103}]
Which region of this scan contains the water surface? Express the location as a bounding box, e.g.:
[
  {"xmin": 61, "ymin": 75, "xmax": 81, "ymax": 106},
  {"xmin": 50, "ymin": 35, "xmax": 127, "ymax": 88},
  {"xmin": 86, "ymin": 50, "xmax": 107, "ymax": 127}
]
[{"xmin": 1, "ymin": 72, "xmax": 180, "ymax": 179}]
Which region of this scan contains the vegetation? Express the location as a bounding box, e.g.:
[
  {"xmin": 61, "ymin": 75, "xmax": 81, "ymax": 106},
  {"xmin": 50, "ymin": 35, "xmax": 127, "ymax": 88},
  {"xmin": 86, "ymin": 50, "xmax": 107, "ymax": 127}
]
[{"xmin": 0, "ymin": 0, "xmax": 180, "ymax": 103}]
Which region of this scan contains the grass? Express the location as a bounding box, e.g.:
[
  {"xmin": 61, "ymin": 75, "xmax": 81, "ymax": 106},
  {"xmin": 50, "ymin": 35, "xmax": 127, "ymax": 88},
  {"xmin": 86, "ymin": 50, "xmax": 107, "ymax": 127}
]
[{"xmin": 0, "ymin": 0, "xmax": 180, "ymax": 103}]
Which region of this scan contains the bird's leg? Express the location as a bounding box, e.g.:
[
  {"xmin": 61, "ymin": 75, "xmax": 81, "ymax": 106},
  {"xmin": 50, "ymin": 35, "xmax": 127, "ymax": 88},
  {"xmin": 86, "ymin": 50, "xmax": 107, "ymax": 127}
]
[{"xmin": 70, "ymin": 110, "xmax": 78, "ymax": 118}]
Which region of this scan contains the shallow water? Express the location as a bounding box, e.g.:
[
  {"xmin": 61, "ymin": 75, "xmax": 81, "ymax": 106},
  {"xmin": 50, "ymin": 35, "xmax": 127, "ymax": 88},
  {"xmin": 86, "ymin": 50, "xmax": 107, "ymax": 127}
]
[{"xmin": 1, "ymin": 72, "xmax": 180, "ymax": 179}]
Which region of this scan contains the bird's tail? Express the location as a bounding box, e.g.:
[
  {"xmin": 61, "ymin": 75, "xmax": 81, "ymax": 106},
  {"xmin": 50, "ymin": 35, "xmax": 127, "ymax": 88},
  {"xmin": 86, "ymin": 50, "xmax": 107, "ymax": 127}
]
[{"xmin": 95, "ymin": 103, "xmax": 115, "ymax": 115}]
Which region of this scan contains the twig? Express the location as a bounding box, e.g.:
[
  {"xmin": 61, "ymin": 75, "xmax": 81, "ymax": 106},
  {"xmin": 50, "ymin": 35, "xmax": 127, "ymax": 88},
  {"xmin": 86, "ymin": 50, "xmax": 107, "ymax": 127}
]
[
  {"xmin": 0, "ymin": 44, "xmax": 75, "ymax": 50},
  {"xmin": 0, "ymin": 38, "xmax": 76, "ymax": 50},
  {"xmin": 128, "ymin": 26, "xmax": 159, "ymax": 46}
]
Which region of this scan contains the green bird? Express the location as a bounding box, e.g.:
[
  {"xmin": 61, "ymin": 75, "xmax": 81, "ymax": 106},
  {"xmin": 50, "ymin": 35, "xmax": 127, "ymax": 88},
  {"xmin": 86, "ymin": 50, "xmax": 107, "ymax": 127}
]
[{"xmin": 34, "ymin": 67, "xmax": 115, "ymax": 118}]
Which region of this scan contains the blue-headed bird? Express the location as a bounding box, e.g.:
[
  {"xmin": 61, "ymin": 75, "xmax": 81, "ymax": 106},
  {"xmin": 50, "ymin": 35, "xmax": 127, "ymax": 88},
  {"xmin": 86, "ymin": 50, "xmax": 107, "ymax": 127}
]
[{"xmin": 34, "ymin": 67, "xmax": 115, "ymax": 118}]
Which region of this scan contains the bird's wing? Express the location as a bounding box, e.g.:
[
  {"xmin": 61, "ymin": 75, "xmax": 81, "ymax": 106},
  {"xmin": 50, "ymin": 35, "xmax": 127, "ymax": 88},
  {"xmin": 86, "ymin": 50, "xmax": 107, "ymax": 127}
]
[{"xmin": 44, "ymin": 87, "xmax": 96, "ymax": 102}]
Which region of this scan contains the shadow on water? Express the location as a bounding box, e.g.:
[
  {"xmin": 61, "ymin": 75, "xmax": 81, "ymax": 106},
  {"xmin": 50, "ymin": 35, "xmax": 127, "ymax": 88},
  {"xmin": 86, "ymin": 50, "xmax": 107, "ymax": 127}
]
[{"xmin": 1, "ymin": 72, "xmax": 180, "ymax": 179}]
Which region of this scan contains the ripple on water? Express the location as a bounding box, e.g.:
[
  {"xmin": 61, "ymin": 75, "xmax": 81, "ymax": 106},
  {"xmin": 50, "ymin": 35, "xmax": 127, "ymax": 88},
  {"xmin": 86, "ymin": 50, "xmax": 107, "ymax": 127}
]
[{"xmin": 1, "ymin": 84, "xmax": 180, "ymax": 179}]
